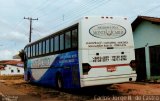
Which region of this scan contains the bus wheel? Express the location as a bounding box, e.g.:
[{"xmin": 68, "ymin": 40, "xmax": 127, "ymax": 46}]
[
  {"xmin": 56, "ymin": 74, "xmax": 63, "ymax": 89},
  {"xmin": 27, "ymin": 73, "xmax": 31, "ymax": 83}
]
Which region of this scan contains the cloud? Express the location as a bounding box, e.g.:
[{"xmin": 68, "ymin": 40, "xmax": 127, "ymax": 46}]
[
  {"xmin": 73, "ymin": 0, "xmax": 81, "ymax": 3},
  {"xmin": 0, "ymin": 49, "xmax": 17, "ymax": 60},
  {"xmin": 0, "ymin": 31, "xmax": 28, "ymax": 43}
]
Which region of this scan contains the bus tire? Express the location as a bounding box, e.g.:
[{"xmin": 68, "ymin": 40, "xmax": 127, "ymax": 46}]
[
  {"xmin": 56, "ymin": 74, "xmax": 63, "ymax": 89},
  {"xmin": 27, "ymin": 73, "xmax": 31, "ymax": 83}
]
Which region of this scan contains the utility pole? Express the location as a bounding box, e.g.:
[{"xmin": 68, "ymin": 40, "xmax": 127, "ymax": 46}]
[{"xmin": 24, "ymin": 17, "xmax": 38, "ymax": 43}]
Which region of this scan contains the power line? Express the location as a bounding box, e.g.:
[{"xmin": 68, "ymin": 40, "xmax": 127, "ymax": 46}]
[
  {"xmin": 29, "ymin": 0, "xmax": 68, "ymax": 19},
  {"xmin": 143, "ymin": 5, "xmax": 160, "ymax": 15},
  {"xmin": 28, "ymin": 0, "xmax": 52, "ymax": 17},
  {"xmin": 130, "ymin": 4, "xmax": 160, "ymax": 21},
  {"xmin": 47, "ymin": 0, "xmax": 111, "ymax": 32},
  {"xmin": 42, "ymin": 0, "xmax": 99, "ymax": 24},
  {"xmin": 38, "ymin": 0, "xmax": 85, "ymax": 19},
  {"xmin": 41, "ymin": 0, "xmax": 110, "ymax": 35},
  {"xmin": 38, "ymin": 0, "xmax": 102, "ymax": 32},
  {"xmin": 27, "ymin": 0, "xmax": 110, "ymax": 33}
]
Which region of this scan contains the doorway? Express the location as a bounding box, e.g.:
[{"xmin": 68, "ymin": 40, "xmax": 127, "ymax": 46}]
[
  {"xmin": 149, "ymin": 45, "xmax": 160, "ymax": 76},
  {"xmin": 135, "ymin": 48, "xmax": 147, "ymax": 81}
]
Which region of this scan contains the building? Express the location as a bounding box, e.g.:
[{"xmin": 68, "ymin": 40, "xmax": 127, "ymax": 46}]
[
  {"xmin": 0, "ymin": 60, "xmax": 24, "ymax": 75},
  {"xmin": 13, "ymin": 54, "xmax": 21, "ymax": 59},
  {"xmin": 132, "ymin": 16, "xmax": 160, "ymax": 81}
]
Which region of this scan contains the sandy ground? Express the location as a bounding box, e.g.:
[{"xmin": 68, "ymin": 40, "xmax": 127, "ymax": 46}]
[
  {"xmin": 112, "ymin": 82, "xmax": 160, "ymax": 95},
  {"xmin": 1, "ymin": 76, "xmax": 160, "ymax": 101}
]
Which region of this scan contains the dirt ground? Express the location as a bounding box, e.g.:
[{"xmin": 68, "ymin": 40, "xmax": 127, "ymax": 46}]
[{"xmin": 1, "ymin": 76, "xmax": 160, "ymax": 101}]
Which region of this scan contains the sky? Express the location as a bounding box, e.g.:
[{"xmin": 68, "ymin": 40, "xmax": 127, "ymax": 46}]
[{"xmin": 0, "ymin": 0, "xmax": 160, "ymax": 60}]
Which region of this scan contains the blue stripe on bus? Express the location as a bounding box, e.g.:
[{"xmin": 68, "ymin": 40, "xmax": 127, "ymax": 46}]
[{"xmin": 26, "ymin": 51, "xmax": 80, "ymax": 88}]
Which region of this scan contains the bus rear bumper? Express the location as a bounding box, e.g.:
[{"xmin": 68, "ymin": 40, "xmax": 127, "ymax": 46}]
[{"xmin": 80, "ymin": 73, "xmax": 137, "ymax": 87}]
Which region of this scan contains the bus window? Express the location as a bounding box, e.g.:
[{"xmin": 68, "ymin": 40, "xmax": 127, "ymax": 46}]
[
  {"xmin": 65, "ymin": 31, "xmax": 71, "ymax": 49},
  {"xmin": 46, "ymin": 39, "xmax": 50, "ymax": 54},
  {"xmin": 72, "ymin": 29, "xmax": 78, "ymax": 48},
  {"xmin": 33, "ymin": 45, "xmax": 35, "ymax": 57},
  {"xmin": 54, "ymin": 36, "xmax": 59, "ymax": 52},
  {"xmin": 50, "ymin": 38, "xmax": 54, "ymax": 52},
  {"xmin": 36, "ymin": 44, "xmax": 39, "ymax": 56},
  {"xmin": 31, "ymin": 45, "xmax": 33, "ymax": 57},
  {"xmin": 60, "ymin": 34, "xmax": 64, "ymax": 51},
  {"xmin": 39, "ymin": 42, "xmax": 42, "ymax": 55},
  {"xmin": 43, "ymin": 41, "xmax": 46, "ymax": 54},
  {"xmin": 27, "ymin": 46, "xmax": 30, "ymax": 58}
]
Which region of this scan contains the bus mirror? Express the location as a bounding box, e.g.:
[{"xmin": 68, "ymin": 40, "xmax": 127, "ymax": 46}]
[{"xmin": 130, "ymin": 60, "xmax": 136, "ymax": 71}]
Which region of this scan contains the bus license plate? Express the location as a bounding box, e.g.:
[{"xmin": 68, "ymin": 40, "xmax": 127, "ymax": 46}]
[{"xmin": 107, "ymin": 66, "xmax": 116, "ymax": 72}]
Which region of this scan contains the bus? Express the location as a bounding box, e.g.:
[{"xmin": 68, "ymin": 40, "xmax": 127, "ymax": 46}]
[{"xmin": 22, "ymin": 16, "xmax": 137, "ymax": 89}]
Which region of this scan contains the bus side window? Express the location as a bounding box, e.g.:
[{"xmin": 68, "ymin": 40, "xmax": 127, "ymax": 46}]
[
  {"xmin": 39, "ymin": 42, "xmax": 42, "ymax": 55},
  {"xmin": 50, "ymin": 38, "xmax": 54, "ymax": 52},
  {"xmin": 36, "ymin": 44, "xmax": 39, "ymax": 56},
  {"xmin": 33, "ymin": 44, "xmax": 35, "ymax": 57},
  {"xmin": 31, "ymin": 45, "xmax": 33, "ymax": 57},
  {"xmin": 46, "ymin": 39, "xmax": 50, "ymax": 54},
  {"xmin": 42, "ymin": 41, "xmax": 46, "ymax": 54},
  {"xmin": 54, "ymin": 35, "xmax": 59, "ymax": 52},
  {"xmin": 27, "ymin": 46, "xmax": 30, "ymax": 58},
  {"xmin": 72, "ymin": 29, "xmax": 78, "ymax": 48},
  {"xmin": 60, "ymin": 34, "xmax": 64, "ymax": 50},
  {"xmin": 65, "ymin": 31, "xmax": 71, "ymax": 49}
]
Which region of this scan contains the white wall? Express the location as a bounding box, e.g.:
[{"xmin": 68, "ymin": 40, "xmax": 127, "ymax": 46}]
[
  {"xmin": 0, "ymin": 65, "xmax": 24, "ymax": 75},
  {"xmin": 134, "ymin": 21, "xmax": 160, "ymax": 48}
]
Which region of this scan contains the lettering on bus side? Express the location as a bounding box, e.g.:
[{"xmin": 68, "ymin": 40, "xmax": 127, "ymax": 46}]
[
  {"xmin": 89, "ymin": 23, "xmax": 126, "ymax": 39},
  {"xmin": 86, "ymin": 41, "xmax": 129, "ymax": 48},
  {"xmin": 59, "ymin": 54, "xmax": 78, "ymax": 64},
  {"xmin": 32, "ymin": 58, "xmax": 51, "ymax": 68}
]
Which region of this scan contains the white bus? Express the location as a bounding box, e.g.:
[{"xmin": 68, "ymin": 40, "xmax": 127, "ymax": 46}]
[{"xmin": 23, "ymin": 16, "xmax": 137, "ymax": 89}]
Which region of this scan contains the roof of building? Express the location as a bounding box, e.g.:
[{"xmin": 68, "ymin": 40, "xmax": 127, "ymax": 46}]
[
  {"xmin": 132, "ymin": 16, "xmax": 160, "ymax": 31},
  {"xmin": 0, "ymin": 60, "xmax": 23, "ymax": 67},
  {"xmin": 0, "ymin": 65, "xmax": 5, "ymax": 70}
]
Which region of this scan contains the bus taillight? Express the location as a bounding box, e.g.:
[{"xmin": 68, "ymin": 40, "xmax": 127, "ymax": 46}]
[
  {"xmin": 130, "ymin": 60, "xmax": 136, "ymax": 71},
  {"xmin": 82, "ymin": 63, "xmax": 91, "ymax": 75}
]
